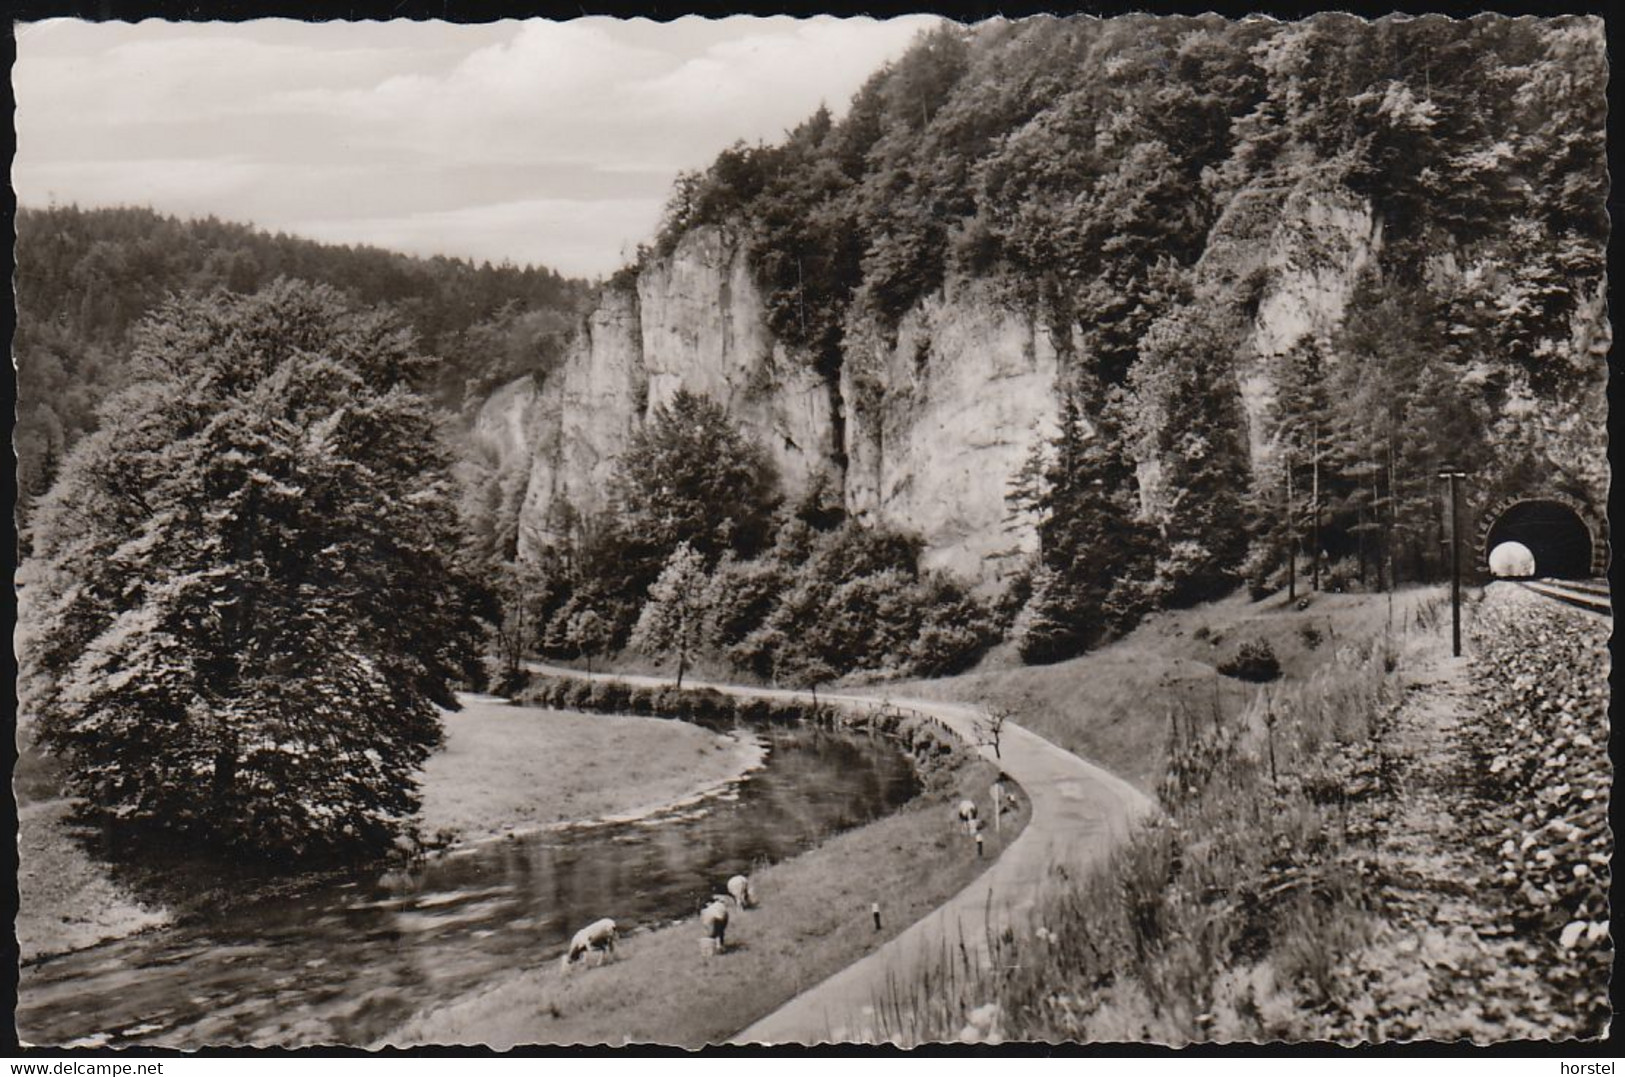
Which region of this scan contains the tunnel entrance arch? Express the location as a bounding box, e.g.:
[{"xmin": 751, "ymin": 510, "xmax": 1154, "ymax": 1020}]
[{"xmin": 1477, "ymin": 493, "xmax": 1604, "ymax": 579}]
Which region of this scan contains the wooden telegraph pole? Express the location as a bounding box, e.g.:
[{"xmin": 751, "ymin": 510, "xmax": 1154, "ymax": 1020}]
[
  {"xmin": 1438, "ymin": 465, "xmax": 1468, "ymax": 657},
  {"xmin": 1286, "ymin": 451, "xmax": 1296, "ymax": 602},
  {"xmin": 1311, "ymin": 420, "xmax": 1322, "ymax": 592}
]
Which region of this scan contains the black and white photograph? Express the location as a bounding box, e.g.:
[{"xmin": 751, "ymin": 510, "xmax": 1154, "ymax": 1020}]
[{"xmin": 8, "ymin": 10, "xmax": 1611, "ymax": 1052}]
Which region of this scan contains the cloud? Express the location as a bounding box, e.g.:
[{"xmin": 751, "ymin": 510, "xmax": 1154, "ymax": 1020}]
[
  {"xmin": 14, "ymin": 25, "xmax": 407, "ymax": 128},
  {"xmin": 13, "ymin": 17, "xmax": 938, "ymax": 276}
]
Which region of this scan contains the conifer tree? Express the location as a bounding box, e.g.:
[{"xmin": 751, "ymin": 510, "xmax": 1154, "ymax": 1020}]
[
  {"xmin": 1132, "ymin": 307, "xmax": 1251, "ymax": 606},
  {"xmin": 1012, "ymin": 387, "xmax": 1152, "ymax": 664}
]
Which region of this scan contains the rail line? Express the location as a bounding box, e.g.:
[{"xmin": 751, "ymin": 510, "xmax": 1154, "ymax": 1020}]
[{"xmin": 1515, "ymin": 577, "xmax": 1612, "ymax": 617}]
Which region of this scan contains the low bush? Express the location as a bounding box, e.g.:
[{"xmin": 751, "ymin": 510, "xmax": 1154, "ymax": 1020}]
[
  {"xmin": 1217, "ymin": 640, "xmax": 1281, "ymax": 683},
  {"xmin": 649, "ymin": 685, "xmax": 685, "ymax": 717},
  {"xmin": 562, "ymin": 678, "xmax": 596, "ymax": 710},
  {"xmin": 588, "ymin": 679, "xmax": 630, "ymax": 713},
  {"xmin": 736, "ymin": 697, "xmax": 772, "ymax": 725}
]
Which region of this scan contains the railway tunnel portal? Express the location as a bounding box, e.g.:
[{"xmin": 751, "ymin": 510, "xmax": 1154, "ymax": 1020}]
[{"xmin": 1477, "ymin": 492, "xmax": 1607, "ymax": 579}]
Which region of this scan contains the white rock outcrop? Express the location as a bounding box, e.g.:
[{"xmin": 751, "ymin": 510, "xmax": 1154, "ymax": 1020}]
[
  {"xmin": 483, "ymin": 185, "xmax": 1389, "ymax": 584},
  {"xmin": 843, "ymin": 281, "xmax": 1061, "ymax": 583}
]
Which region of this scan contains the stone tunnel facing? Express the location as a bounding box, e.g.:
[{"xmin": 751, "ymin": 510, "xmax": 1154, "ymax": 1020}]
[{"xmin": 1484, "ymin": 500, "xmax": 1594, "ymax": 579}]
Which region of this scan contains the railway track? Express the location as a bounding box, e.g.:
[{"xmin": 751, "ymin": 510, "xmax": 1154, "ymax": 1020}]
[{"xmin": 1516, "ymin": 577, "xmax": 1612, "ymax": 617}]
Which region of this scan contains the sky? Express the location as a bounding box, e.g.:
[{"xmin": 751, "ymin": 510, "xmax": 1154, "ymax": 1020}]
[{"xmin": 12, "ymin": 16, "xmax": 939, "ymax": 278}]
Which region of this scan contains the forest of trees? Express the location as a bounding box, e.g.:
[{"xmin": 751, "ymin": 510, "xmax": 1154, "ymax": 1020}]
[
  {"xmin": 637, "ymin": 13, "xmax": 1607, "ymax": 663},
  {"xmin": 13, "ymin": 204, "xmax": 591, "ymax": 543}
]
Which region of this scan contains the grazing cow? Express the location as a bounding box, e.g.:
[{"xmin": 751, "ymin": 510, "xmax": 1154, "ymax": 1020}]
[
  {"xmin": 727, "ymin": 874, "xmax": 755, "ymax": 909},
  {"xmin": 560, "ymin": 918, "xmax": 618, "ymax": 972},
  {"xmin": 956, "ymin": 798, "xmax": 979, "ymax": 835},
  {"xmin": 700, "ymin": 897, "xmax": 730, "ymax": 955}
]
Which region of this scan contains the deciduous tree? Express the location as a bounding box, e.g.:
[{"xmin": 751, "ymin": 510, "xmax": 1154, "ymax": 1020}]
[
  {"xmin": 23, "ymin": 281, "xmax": 480, "ymax": 861},
  {"xmin": 628, "ymin": 542, "xmax": 711, "ymax": 689}
]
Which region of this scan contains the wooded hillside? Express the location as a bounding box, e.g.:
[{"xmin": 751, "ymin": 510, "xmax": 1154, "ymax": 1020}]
[
  {"xmin": 14, "ymin": 204, "xmax": 591, "ymax": 540},
  {"xmin": 631, "ymin": 14, "xmax": 1606, "ymax": 661}
]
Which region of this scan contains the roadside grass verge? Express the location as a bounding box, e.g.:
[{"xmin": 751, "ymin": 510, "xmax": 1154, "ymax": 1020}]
[
  {"xmin": 872, "ymin": 597, "xmax": 1429, "ymax": 1044},
  {"xmin": 381, "ymin": 755, "xmax": 1027, "ymax": 1048}
]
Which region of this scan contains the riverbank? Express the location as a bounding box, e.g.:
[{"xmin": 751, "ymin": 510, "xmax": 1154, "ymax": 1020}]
[
  {"xmin": 417, "ymin": 694, "xmax": 764, "ymax": 845},
  {"xmin": 382, "ymin": 754, "xmax": 1026, "ymax": 1048}
]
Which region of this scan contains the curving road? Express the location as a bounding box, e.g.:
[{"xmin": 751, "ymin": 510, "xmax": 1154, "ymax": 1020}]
[{"xmin": 525, "ymin": 662, "xmax": 1155, "ymax": 1045}]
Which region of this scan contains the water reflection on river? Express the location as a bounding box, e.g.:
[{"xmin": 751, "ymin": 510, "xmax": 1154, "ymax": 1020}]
[{"xmin": 19, "ymin": 724, "xmax": 919, "ymax": 1048}]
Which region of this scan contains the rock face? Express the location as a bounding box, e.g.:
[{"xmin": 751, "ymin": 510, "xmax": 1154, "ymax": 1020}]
[
  {"xmin": 843, "ymin": 281, "xmax": 1061, "ymax": 581},
  {"xmin": 636, "ymin": 228, "xmax": 835, "ymax": 504},
  {"xmin": 481, "ymin": 191, "xmax": 1383, "ymax": 582},
  {"xmin": 1200, "ymin": 177, "xmax": 1383, "ymax": 472},
  {"xmin": 477, "ymin": 227, "xmax": 847, "ymax": 566},
  {"xmin": 479, "ymin": 228, "xmax": 1064, "ymax": 584}
]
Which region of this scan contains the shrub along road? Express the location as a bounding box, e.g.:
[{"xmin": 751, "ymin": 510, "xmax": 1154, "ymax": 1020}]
[{"xmin": 525, "ymin": 662, "xmax": 1155, "ymax": 1045}]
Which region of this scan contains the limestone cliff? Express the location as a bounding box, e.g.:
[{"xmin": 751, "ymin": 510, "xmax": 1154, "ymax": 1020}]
[
  {"xmin": 1197, "ymin": 176, "xmax": 1383, "ymax": 473},
  {"xmin": 842, "ymin": 281, "xmax": 1063, "ymax": 581},
  {"xmin": 478, "ymin": 182, "xmax": 1393, "ymax": 582},
  {"xmin": 479, "ymin": 226, "xmax": 1069, "ymax": 584},
  {"xmin": 636, "ymin": 227, "xmax": 836, "ymax": 504}
]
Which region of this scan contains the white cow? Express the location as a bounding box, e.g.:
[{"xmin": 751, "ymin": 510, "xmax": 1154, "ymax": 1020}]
[
  {"xmin": 560, "ymin": 917, "xmax": 618, "ymax": 971},
  {"xmin": 727, "ymin": 874, "xmax": 755, "ymax": 909},
  {"xmin": 956, "ymin": 798, "xmax": 980, "ymax": 835},
  {"xmin": 700, "ymin": 897, "xmax": 731, "ymax": 955}
]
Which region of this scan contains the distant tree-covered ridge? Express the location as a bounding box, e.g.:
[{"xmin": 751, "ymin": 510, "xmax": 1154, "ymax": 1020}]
[
  {"xmin": 14, "ymin": 204, "xmax": 592, "ymax": 540},
  {"xmin": 21, "ymin": 281, "xmax": 483, "ymax": 860}
]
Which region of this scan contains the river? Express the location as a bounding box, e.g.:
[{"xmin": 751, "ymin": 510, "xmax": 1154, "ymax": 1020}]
[{"xmin": 17, "ymin": 723, "xmax": 920, "ymax": 1048}]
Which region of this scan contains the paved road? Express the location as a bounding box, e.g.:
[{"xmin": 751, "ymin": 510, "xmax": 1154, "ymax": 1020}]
[{"xmin": 525, "ymin": 662, "xmax": 1155, "ymax": 1045}]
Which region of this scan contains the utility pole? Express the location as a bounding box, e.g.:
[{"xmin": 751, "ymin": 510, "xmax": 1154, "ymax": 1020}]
[
  {"xmin": 1438, "ymin": 465, "xmax": 1467, "ymax": 657},
  {"xmin": 1311, "ymin": 420, "xmax": 1321, "ymax": 592},
  {"xmin": 1286, "ymin": 452, "xmax": 1296, "ymax": 602}
]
